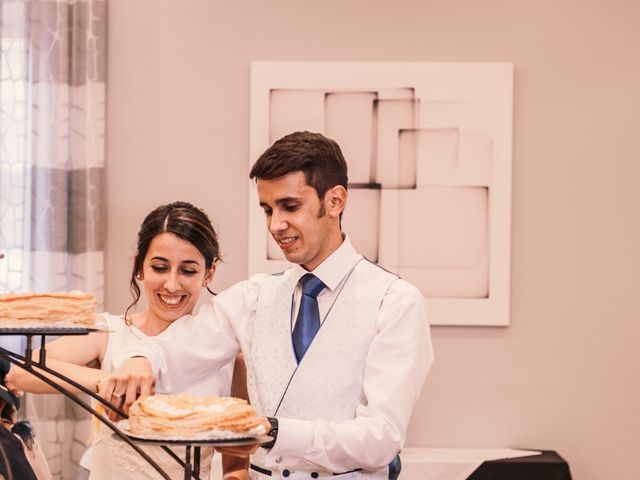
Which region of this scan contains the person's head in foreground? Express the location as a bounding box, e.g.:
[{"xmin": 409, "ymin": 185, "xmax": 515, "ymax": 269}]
[
  {"xmin": 250, "ymin": 131, "xmax": 349, "ymax": 271},
  {"xmin": 0, "ymin": 359, "xmax": 34, "ymax": 450}
]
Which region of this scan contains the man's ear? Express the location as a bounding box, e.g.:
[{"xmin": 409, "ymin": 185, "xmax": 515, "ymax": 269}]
[{"xmin": 325, "ymin": 185, "xmax": 347, "ymax": 218}]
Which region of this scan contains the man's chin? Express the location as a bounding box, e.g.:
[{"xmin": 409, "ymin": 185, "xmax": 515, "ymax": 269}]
[{"xmin": 282, "ymin": 251, "xmax": 303, "ymax": 265}]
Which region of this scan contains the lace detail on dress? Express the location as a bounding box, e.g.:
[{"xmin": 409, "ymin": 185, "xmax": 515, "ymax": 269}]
[{"xmin": 90, "ymin": 427, "xmax": 213, "ymax": 479}]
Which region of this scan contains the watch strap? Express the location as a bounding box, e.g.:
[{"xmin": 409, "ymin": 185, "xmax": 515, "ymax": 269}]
[{"xmin": 262, "ymin": 416, "xmax": 278, "ymax": 449}]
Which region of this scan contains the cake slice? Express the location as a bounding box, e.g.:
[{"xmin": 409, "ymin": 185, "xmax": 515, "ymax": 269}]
[
  {"xmin": 128, "ymin": 394, "xmax": 263, "ymax": 439},
  {"xmin": 0, "ymin": 291, "xmax": 96, "ymax": 326}
]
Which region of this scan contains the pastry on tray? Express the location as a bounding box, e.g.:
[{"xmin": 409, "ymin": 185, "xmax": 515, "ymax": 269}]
[
  {"xmin": 127, "ymin": 394, "xmax": 263, "ymax": 440},
  {"xmin": 0, "ymin": 291, "xmax": 96, "ymax": 326}
]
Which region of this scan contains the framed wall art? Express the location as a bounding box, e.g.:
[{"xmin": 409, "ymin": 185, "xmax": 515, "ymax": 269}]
[{"xmin": 249, "ymin": 61, "xmax": 513, "ymax": 326}]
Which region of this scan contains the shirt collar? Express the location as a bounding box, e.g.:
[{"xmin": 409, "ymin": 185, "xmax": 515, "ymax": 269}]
[{"xmin": 292, "ymin": 235, "xmax": 361, "ymax": 292}]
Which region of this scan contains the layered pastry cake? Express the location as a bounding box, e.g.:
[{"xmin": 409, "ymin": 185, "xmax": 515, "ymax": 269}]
[
  {"xmin": 128, "ymin": 394, "xmax": 263, "ymax": 439},
  {"xmin": 0, "ymin": 291, "xmax": 96, "ymax": 326}
]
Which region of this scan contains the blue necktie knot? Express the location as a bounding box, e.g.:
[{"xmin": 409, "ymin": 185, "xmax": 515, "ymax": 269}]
[{"xmin": 300, "ymin": 273, "xmax": 326, "ymax": 298}]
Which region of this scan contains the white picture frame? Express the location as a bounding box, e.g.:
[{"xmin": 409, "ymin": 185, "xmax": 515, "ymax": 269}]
[{"xmin": 249, "ymin": 61, "xmax": 513, "ymax": 326}]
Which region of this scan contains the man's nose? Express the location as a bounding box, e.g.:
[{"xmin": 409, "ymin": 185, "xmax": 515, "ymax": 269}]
[{"xmin": 269, "ymin": 210, "xmax": 287, "ymax": 233}]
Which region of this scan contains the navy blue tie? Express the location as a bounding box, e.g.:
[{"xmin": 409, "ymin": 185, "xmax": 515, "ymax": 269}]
[{"xmin": 292, "ymin": 273, "xmax": 326, "ymax": 363}]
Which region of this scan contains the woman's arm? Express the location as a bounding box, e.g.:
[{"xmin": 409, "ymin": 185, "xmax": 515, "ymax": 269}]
[
  {"xmin": 221, "ymin": 354, "xmax": 250, "ymax": 480},
  {"xmin": 8, "ymin": 357, "xmax": 106, "ymax": 395},
  {"xmin": 7, "ymin": 331, "xmax": 108, "ymax": 394}
]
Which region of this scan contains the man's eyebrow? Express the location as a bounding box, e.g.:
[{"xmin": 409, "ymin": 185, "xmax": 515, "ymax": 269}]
[
  {"xmin": 259, "ymin": 197, "xmax": 300, "ymax": 208},
  {"xmin": 275, "ymin": 197, "xmax": 300, "ymax": 205}
]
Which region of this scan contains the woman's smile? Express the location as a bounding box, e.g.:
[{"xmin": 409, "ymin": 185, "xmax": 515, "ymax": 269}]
[{"xmin": 156, "ymin": 293, "xmax": 187, "ymax": 308}]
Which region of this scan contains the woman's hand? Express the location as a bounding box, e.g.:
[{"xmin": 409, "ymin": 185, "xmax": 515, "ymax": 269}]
[{"xmin": 98, "ymin": 357, "xmax": 155, "ymax": 420}]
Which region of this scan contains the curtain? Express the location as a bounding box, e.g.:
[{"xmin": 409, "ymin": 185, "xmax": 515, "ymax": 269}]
[{"xmin": 0, "ymin": 1, "xmax": 107, "ymax": 478}]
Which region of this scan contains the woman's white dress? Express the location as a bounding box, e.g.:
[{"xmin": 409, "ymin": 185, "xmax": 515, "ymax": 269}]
[{"xmin": 85, "ymin": 314, "xmax": 233, "ymax": 480}]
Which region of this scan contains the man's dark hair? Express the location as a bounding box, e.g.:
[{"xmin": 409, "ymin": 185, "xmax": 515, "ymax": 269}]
[{"xmin": 249, "ymin": 131, "xmax": 348, "ymax": 201}]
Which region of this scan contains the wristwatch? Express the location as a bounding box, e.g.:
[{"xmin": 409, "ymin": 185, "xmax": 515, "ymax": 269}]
[{"xmin": 262, "ymin": 417, "xmax": 278, "ymax": 449}]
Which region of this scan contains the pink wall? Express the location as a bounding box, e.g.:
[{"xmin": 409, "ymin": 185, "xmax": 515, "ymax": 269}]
[{"xmin": 105, "ymin": 2, "xmax": 640, "ymax": 479}]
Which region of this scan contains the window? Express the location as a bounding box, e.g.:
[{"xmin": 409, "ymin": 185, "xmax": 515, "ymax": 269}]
[{"xmin": 0, "ymin": 36, "xmax": 30, "ymax": 294}]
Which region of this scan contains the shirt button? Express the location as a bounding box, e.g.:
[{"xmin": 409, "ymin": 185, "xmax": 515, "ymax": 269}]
[
  {"xmin": 282, "ymin": 470, "xmax": 290, "ymax": 477},
  {"xmin": 275, "ymin": 457, "xmax": 283, "ymax": 464},
  {"xmin": 311, "ymin": 473, "xmax": 319, "ymax": 478}
]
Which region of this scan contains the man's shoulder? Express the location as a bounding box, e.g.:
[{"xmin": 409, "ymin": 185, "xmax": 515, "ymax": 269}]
[
  {"xmin": 357, "ymin": 257, "xmax": 399, "ymax": 279},
  {"xmin": 249, "ymin": 267, "xmax": 294, "ymax": 284},
  {"xmin": 357, "ymin": 259, "xmax": 424, "ymax": 300},
  {"xmin": 221, "ymin": 268, "xmax": 294, "ymax": 296}
]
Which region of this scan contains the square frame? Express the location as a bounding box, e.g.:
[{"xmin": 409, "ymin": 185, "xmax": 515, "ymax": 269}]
[{"xmin": 249, "ymin": 61, "xmax": 513, "ymax": 326}]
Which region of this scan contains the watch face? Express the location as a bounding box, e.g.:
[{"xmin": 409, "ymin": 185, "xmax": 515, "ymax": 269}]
[{"xmin": 268, "ymin": 417, "xmax": 278, "ymax": 435}]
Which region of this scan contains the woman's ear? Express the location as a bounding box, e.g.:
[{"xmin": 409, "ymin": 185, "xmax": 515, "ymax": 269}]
[
  {"xmin": 204, "ymin": 264, "xmax": 216, "ymax": 286},
  {"xmin": 132, "ymin": 254, "xmax": 143, "ymax": 280}
]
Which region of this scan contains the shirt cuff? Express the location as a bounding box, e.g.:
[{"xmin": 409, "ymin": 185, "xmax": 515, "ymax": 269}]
[
  {"xmin": 264, "ymin": 417, "xmax": 314, "ymax": 463},
  {"xmin": 112, "ymin": 344, "xmax": 161, "ymax": 378}
]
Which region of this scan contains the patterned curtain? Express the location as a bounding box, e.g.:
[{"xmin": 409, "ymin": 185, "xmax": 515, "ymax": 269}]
[{"xmin": 0, "ymin": 1, "xmax": 107, "ymax": 478}]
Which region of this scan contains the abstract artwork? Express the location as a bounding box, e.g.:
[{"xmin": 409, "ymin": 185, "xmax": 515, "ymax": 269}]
[{"xmin": 249, "ymin": 62, "xmax": 513, "ymax": 326}]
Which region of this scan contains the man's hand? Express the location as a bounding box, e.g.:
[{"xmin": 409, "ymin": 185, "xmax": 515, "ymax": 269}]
[
  {"xmin": 215, "ymin": 417, "xmax": 270, "ymax": 458},
  {"xmin": 215, "ymin": 443, "xmax": 260, "ymax": 458},
  {"xmin": 98, "ymin": 357, "xmax": 155, "ymax": 420}
]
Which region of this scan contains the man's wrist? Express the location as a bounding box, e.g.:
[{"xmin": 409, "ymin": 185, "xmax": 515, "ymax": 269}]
[{"xmin": 261, "ymin": 417, "xmax": 278, "ymax": 449}]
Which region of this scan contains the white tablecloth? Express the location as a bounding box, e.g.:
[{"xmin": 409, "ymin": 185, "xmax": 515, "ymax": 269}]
[{"xmin": 399, "ymin": 448, "xmax": 542, "ymax": 480}]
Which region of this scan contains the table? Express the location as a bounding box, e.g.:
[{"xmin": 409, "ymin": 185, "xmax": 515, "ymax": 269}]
[
  {"xmin": 468, "ymin": 450, "xmax": 572, "ymax": 480},
  {"xmin": 400, "ymin": 448, "xmax": 572, "ymax": 480}
]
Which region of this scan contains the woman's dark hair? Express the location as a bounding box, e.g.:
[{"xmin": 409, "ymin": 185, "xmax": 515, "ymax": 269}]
[
  {"xmin": 250, "ymin": 131, "xmax": 348, "ymax": 202},
  {"xmin": 11, "ymin": 422, "xmax": 34, "ymax": 450},
  {"xmin": 0, "ymin": 401, "xmax": 14, "ymax": 425},
  {"xmin": 0, "ymin": 399, "xmax": 34, "ymax": 451},
  {"xmin": 124, "ymin": 201, "xmax": 221, "ymax": 322}
]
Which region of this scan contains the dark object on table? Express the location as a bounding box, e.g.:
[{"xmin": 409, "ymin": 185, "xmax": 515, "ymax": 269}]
[{"xmin": 467, "ymin": 450, "xmax": 572, "ymax": 480}]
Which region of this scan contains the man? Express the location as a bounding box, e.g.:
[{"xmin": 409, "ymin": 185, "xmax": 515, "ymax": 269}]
[{"xmin": 108, "ymin": 131, "xmax": 433, "ymax": 479}]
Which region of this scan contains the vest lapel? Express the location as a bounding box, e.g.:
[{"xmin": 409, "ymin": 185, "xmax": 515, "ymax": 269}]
[
  {"xmin": 276, "ymin": 261, "xmax": 375, "ymax": 417},
  {"xmin": 249, "ymin": 270, "xmax": 299, "ymax": 416}
]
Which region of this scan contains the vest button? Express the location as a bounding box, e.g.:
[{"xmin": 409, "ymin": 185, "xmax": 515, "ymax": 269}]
[
  {"xmin": 282, "ymin": 470, "xmax": 290, "ymax": 477},
  {"xmin": 311, "ymin": 473, "xmax": 319, "ymax": 478}
]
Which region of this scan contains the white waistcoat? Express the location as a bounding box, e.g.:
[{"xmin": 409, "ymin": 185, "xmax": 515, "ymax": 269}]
[{"xmin": 247, "ymin": 260, "xmax": 398, "ymax": 480}]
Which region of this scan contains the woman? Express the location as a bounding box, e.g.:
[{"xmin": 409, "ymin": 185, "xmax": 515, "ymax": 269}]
[
  {"xmin": 0, "ymin": 359, "xmax": 52, "ymax": 480},
  {"xmin": 7, "ymin": 201, "xmax": 247, "ymax": 480}
]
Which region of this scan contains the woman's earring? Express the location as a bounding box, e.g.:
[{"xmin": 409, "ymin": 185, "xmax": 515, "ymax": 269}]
[{"xmin": 135, "ymin": 273, "xmax": 143, "ymax": 280}]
